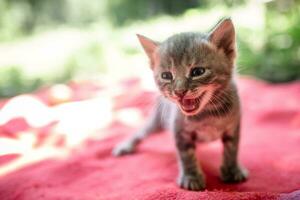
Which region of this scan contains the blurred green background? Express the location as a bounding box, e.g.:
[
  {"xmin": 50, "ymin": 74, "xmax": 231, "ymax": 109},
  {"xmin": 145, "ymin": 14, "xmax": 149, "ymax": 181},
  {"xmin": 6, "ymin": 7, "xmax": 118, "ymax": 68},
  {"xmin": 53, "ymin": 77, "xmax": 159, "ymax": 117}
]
[{"xmin": 0, "ymin": 0, "xmax": 299, "ymax": 98}]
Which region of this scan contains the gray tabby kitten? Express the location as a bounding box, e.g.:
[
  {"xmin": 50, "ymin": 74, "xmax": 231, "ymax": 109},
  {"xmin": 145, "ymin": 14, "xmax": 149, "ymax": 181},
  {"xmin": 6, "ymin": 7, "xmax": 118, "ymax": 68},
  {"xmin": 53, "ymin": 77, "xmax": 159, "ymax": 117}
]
[{"xmin": 113, "ymin": 18, "xmax": 248, "ymax": 191}]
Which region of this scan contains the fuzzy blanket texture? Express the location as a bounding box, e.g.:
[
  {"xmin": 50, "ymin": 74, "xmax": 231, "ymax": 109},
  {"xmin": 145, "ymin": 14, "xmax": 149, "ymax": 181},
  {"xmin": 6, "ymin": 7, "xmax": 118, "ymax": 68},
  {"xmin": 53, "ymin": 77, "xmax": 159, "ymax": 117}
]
[{"xmin": 0, "ymin": 78, "xmax": 299, "ymax": 200}]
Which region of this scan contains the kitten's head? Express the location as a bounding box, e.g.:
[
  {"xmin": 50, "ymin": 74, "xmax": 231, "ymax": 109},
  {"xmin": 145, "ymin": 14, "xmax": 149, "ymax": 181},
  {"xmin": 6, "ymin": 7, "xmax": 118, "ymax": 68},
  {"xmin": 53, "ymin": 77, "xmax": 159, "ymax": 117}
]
[{"xmin": 137, "ymin": 18, "xmax": 236, "ymax": 116}]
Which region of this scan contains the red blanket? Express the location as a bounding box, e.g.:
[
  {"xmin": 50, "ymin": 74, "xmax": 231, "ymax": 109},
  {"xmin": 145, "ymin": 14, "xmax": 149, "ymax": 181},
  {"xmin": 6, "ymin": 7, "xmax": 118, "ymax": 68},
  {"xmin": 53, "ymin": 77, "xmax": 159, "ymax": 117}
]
[{"xmin": 0, "ymin": 78, "xmax": 299, "ymax": 200}]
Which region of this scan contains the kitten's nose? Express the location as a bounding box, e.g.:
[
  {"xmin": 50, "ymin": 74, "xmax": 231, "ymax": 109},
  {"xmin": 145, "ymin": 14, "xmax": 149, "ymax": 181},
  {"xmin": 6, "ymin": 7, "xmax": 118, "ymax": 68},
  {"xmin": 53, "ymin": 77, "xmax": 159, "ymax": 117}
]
[{"xmin": 174, "ymin": 89, "xmax": 187, "ymax": 98}]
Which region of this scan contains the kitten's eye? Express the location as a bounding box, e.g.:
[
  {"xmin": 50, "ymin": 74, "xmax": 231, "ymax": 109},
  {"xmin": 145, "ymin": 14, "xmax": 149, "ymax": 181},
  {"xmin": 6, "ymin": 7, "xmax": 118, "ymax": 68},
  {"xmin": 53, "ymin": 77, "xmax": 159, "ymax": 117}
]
[
  {"xmin": 190, "ymin": 67, "xmax": 206, "ymax": 79},
  {"xmin": 161, "ymin": 72, "xmax": 173, "ymax": 81}
]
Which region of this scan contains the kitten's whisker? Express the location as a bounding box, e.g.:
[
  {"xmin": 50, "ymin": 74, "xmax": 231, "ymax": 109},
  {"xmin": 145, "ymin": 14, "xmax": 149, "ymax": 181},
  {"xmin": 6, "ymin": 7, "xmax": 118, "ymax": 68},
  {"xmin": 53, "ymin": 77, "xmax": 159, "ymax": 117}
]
[
  {"xmin": 158, "ymin": 98, "xmax": 167, "ymax": 124},
  {"xmin": 214, "ymin": 93, "xmax": 229, "ymax": 114},
  {"xmin": 207, "ymin": 97, "xmax": 219, "ymax": 118},
  {"xmin": 209, "ymin": 94, "xmax": 221, "ymax": 118},
  {"xmin": 209, "ymin": 90, "xmax": 225, "ymax": 116},
  {"xmin": 212, "ymin": 89, "xmax": 234, "ymax": 115}
]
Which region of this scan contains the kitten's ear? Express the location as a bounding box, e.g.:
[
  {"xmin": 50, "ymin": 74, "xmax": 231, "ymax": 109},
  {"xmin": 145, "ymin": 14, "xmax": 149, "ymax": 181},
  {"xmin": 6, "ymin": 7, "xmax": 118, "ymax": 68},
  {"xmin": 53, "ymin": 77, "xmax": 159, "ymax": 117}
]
[
  {"xmin": 208, "ymin": 18, "xmax": 236, "ymax": 61},
  {"xmin": 136, "ymin": 34, "xmax": 159, "ymax": 69}
]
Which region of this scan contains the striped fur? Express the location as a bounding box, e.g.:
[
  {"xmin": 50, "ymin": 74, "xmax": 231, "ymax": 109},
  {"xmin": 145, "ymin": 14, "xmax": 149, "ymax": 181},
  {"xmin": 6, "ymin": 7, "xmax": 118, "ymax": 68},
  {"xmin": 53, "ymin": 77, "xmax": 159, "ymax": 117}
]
[{"xmin": 113, "ymin": 18, "xmax": 248, "ymax": 191}]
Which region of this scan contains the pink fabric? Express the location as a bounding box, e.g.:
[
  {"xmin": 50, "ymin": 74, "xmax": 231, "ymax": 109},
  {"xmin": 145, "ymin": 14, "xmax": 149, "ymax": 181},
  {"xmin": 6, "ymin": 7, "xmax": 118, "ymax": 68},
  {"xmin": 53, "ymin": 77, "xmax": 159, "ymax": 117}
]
[{"xmin": 0, "ymin": 78, "xmax": 299, "ymax": 200}]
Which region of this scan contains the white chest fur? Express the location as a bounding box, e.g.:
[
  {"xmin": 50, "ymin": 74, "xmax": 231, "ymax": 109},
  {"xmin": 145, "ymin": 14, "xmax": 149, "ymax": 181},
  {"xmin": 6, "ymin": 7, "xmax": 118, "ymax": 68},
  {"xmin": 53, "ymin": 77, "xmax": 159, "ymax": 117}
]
[{"xmin": 184, "ymin": 117, "xmax": 229, "ymax": 142}]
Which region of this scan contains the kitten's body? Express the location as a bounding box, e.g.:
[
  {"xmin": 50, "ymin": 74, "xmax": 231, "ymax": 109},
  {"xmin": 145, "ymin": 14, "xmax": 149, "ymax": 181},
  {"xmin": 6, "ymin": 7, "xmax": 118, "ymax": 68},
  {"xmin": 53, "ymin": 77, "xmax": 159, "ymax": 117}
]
[{"xmin": 113, "ymin": 18, "xmax": 248, "ymax": 191}]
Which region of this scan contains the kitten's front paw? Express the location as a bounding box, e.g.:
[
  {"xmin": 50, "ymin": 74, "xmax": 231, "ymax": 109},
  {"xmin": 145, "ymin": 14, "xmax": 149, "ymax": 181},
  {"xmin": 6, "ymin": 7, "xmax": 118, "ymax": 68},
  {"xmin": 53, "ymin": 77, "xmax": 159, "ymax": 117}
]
[
  {"xmin": 112, "ymin": 141, "xmax": 135, "ymax": 156},
  {"xmin": 177, "ymin": 174, "xmax": 206, "ymax": 191},
  {"xmin": 220, "ymin": 165, "xmax": 248, "ymax": 183}
]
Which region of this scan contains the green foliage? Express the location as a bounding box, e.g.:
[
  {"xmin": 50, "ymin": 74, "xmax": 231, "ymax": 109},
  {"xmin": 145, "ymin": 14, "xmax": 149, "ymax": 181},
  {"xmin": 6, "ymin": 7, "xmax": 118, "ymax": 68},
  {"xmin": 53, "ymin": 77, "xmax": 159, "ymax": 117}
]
[
  {"xmin": 0, "ymin": 42, "xmax": 106, "ymax": 98},
  {"xmin": 0, "ymin": 67, "xmax": 41, "ymax": 98},
  {"xmin": 63, "ymin": 42, "xmax": 106, "ymax": 79},
  {"xmin": 0, "ymin": 0, "xmax": 105, "ymax": 41},
  {"xmin": 238, "ymin": 1, "xmax": 300, "ymax": 82},
  {"xmin": 106, "ymin": 0, "xmax": 200, "ymax": 26},
  {"xmin": 0, "ymin": 0, "xmax": 299, "ymax": 98}
]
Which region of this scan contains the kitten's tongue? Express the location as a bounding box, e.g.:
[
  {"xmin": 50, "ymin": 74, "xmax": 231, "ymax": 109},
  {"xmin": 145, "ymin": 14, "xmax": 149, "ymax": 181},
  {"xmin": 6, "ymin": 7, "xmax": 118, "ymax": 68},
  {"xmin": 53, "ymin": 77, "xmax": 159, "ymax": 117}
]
[{"xmin": 181, "ymin": 98, "xmax": 196, "ymax": 110}]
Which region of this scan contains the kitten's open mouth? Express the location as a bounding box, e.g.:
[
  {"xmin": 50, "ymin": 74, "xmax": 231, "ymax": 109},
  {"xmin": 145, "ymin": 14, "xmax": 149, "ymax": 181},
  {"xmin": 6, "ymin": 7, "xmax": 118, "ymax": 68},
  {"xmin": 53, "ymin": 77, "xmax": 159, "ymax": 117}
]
[{"xmin": 179, "ymin": 92, "xmax": 206, "ymax": 113}]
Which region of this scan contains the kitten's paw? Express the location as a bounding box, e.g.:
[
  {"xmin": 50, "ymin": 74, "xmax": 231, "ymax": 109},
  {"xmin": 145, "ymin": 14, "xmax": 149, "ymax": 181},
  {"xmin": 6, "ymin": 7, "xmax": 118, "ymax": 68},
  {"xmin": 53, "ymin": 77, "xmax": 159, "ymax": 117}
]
[
  {"xmin": 112, "ymin": 141, "xmax": 135, "ymax": 156},
  {"xmin": 177, "ymin": 174, "xmax": 206, "ymax": 191},
  {"xmin": 220, "ymin": 165, "xmax": 248, "ymax": 183}
]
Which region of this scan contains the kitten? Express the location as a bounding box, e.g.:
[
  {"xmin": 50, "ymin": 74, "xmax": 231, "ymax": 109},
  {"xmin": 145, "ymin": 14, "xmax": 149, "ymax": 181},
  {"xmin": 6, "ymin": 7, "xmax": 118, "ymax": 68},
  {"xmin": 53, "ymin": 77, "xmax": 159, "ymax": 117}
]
[{"xmin": 112, "ymin": 18, "xmax": 248, "ymax": 191}]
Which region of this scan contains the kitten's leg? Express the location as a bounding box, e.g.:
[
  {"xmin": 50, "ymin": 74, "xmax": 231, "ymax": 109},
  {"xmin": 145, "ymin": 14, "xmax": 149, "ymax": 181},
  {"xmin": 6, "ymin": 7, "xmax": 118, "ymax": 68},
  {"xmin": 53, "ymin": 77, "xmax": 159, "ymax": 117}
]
[
  {"xmin": 220, "ymin": 123, "xmax": 248, "ymax": 183},
  {"xmin": 175, "ymin": 132, "xmax": 206, "ymax": 191},
  {"xmin": 112, "ymin": 103, "xmax": 162, "ymax": 156}
]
